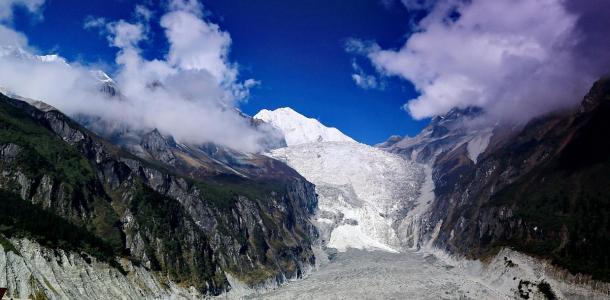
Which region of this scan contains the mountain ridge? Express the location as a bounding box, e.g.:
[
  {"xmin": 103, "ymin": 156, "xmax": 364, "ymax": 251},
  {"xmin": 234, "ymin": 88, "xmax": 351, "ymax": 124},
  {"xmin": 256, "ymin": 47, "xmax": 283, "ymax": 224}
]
[{"xmin": 0, "ymin": 91, "xmax": 319, "ymax": 298}]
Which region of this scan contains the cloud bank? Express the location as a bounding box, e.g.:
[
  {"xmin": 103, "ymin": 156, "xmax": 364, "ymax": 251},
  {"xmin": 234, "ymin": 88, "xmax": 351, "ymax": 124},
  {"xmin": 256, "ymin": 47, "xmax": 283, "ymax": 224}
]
[
  {"xmin": 356, "ymin": 0, "xmax": 610, "ymax": 123},
  {"xmin": 0, "ymin": 0, "xmax": 270, "ymax": 152}
]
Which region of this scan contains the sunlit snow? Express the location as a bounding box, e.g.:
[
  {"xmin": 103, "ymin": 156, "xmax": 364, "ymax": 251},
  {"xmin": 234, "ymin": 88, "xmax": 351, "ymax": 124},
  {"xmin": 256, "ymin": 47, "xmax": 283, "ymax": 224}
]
[{"xmin": 254, "ymin": 107, "xmax": 355, "ymax": 146}]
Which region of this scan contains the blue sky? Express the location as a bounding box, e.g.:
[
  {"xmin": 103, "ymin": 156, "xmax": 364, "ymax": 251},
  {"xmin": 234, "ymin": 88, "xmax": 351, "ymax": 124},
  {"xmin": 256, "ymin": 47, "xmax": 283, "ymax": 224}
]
[{"xmin": 12, "ymin": 0, "xmax": 428, "ymax": 144}]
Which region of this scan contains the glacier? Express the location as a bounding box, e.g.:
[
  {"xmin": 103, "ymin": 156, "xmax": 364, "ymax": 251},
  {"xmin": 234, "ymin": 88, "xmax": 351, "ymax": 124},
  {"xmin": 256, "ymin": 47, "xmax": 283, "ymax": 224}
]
[
  {"xmin": 269, "ymin": 141, "xmax": 425, "ymax": 253},
  {"xmin": 249, "ymin": 107, "xmax": 609, "ymax": 300}
]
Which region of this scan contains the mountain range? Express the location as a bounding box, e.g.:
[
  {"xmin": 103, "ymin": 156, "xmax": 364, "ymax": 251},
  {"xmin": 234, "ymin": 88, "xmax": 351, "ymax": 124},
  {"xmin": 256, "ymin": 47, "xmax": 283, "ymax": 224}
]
[{"xmin": 0, "ymin": 52, "xmax": 608, "ymax": 298}]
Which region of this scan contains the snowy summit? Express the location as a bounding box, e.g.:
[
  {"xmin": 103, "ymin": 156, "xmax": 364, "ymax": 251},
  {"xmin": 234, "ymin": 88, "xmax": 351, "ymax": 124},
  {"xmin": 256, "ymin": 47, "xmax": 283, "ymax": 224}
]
[{"xmin": 254, "ymin": 107, "xmax": 355, "ymax": 146}]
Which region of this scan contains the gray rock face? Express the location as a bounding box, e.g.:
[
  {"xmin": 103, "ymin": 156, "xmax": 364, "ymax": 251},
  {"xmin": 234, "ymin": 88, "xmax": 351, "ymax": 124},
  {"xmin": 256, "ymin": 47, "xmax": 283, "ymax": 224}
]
[
  {"xmin": 424, "ymin": 80, "xmax": 610, "ymax": 283},
  {"xmin": 379, "ymin": 106, "xmax": 492, "ymax": 164},
  {"xmin": 380, "ymin": 79, "xmax": 610, "ymax": 287},
  {"xmin": 0, "ymin": 239, "xmax": 203, "ymax": 300},
  {"xmin": 0, "ymin": 143, "xmax": 21, "ymax": 161},
  {"xmin": 0, "ymin": 92, "xmax": 319, "ymax": 297},
  {"xmin": 140, "ymin": 128, "xmax": 177, "ymax": 165}
]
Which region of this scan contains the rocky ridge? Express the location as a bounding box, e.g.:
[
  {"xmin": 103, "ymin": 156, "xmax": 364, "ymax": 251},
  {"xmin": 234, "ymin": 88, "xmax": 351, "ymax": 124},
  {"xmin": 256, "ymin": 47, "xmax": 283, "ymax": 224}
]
[{"xmin": 0, "ymin": 92, "xmax": 319, "ymax": 298}]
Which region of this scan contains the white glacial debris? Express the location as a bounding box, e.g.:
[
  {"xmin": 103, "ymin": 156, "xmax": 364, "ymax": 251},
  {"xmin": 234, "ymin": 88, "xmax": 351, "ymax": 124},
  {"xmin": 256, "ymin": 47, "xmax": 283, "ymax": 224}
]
[
  {"xmin": 251, "ymin": 247, "xmax": 609, "ymax": 299},
  {"xmin": 254, "ymin": 107, "xmax": 355, "ymax": 146},
  {"xmin": 0, "ymin": 238, "xmax": 202, "ymax": 300}
]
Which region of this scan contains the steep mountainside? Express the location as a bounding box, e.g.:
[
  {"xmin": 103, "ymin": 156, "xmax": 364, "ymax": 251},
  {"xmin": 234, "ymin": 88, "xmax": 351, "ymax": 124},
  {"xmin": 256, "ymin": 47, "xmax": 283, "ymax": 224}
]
[
  {"xmin": 390, "ymin": 78, "xmax": 610, "ymax": 283},
  {"xmin": 427, "ymin": 78, "xmax": 610, "ymax": 282},
  {"xmin": 0, "ymin": 92, "xmax": 318, "ymax": 298},
  {"xmin": 254, "ymin": 107, "xmax": 355, "ymax": 146},
  {"xmin": 378, "ymin": 106, "xmax": 494, "ymax": 164}
]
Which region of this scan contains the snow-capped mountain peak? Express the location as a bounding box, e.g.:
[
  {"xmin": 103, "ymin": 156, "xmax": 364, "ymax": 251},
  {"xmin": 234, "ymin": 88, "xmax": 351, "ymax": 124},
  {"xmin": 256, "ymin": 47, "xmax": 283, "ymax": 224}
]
[
  {"xmin": 254, "ymin": 107, "xmax": 355, "ymax": 146},
  {"xmin": 90, "ymin": 70, "xmax": 115, "ymax": 84}
]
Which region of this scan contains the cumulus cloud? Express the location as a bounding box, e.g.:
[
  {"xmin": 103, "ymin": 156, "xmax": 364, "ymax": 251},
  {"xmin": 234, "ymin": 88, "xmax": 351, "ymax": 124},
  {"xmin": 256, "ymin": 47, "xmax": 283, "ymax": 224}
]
[
  {"xmin": 160, "ymin": 8, "xmax": 235, "ymax": 84},
  {"xmin": 357, "ymin": 0, "xmax": 610, "ymax": 123},
  {"xmin": 0, "ymin": 0, "xmax": 269, "ymax": 152}
]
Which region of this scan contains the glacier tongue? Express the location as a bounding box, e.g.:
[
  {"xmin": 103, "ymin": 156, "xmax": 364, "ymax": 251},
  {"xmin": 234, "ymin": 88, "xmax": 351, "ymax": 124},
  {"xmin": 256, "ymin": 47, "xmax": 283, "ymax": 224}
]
[{"xmin": 268, "ymin": 141, "xmax": 425, "ymax": 253}]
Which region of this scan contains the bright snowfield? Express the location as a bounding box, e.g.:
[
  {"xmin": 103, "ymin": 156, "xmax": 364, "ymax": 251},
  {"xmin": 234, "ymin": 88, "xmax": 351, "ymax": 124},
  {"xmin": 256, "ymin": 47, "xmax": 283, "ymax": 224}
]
[
  {"xmin": 238, "ymin": 107, "xmax": 609, "ymax": 300},
  {"xmin": 269, "ymin": 141, "xmax": 425, "ymax": 253},
  {"xmin": 254, "ymin": 107, "xmax": 355, "ymax": 146}
]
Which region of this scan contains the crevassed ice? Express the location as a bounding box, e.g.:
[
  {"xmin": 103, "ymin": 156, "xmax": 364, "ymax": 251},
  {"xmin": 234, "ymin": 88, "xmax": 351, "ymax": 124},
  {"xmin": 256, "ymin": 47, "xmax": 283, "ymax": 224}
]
[{"xmin": 269, "ymin": 141, "xmax": 424, "ymax": 253}]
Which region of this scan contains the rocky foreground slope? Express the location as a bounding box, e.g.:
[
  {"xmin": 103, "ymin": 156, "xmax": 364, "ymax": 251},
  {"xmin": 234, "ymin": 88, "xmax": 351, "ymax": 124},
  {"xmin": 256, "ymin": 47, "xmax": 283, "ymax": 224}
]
[{"xmin": 0, "ymin": 92, "xmax": 319, "ymax": 299}]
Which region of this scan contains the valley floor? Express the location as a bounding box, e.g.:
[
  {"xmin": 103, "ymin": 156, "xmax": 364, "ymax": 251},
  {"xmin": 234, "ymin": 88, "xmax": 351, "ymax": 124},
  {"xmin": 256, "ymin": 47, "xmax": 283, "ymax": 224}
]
[{"xmin": 242, "ymin": 249, "xmax": 501, "ymax": 299}]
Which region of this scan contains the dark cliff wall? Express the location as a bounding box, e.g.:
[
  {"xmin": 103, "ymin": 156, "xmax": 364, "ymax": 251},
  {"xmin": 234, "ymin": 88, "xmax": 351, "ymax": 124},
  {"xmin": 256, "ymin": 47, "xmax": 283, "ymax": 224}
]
[
  {"xmin": 429, "ymin": 79, "xmax": 610, "ymax": 282},
  {"xmin": 0, "ymin": 93, "xmax": 318, "ymax": 295}
]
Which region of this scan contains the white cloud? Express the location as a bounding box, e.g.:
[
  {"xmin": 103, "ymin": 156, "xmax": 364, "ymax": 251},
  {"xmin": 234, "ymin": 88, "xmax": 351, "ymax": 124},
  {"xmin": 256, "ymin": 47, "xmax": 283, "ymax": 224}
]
[
  {"xmin": 0, "ymin": 26, "xmax": 28, "ymax": 47},
  {"xmin": 160, "ymin": 10, "xmax": 235, "ymax": 84},
  {"xmin": 357, "ymin": 0, "xmax": 610, "ymax": 124},
  {"xmin": 135, "ymin": 5, "xmax": 153, "ymax": 21},
  {"xmin": 91, "ymin": 3, "xmax": 266, "ymax": 151},
  {"xmin": 167, "ymin": 0, "xmax": 203, "ymax": 16},
  {"xmin": 0, "ymin": 1, "xmax": 269, "ymax": 153},
  {"xmin": 351, "ymin": 60, "xmax": 383, "ymax": 90},
  {"xmin": 107, "ymin": 20, "xmax": 146, "ymax": 49},
  {"xmin": 83, "ymin": 16, "xmax": 106, "ymax": 30}
]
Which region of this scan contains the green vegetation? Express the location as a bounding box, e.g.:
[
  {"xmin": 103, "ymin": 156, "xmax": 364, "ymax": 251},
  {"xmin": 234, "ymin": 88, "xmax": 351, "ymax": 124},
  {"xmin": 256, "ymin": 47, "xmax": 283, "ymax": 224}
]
[
  {"xmin": 489, "ymin": 99, "xmax": 610, "ymax": 282},
  {"xmin": 0, "ymin": 189, "xmax": 121, "ymax": 268},
  {"xmin": 0, "ymin": 95, "xmax": 95, "ymax": 186},
  {"xmin": 0, "ymin": 233, "xmax": 18, "ymax": 254},
  {"xmin": 129, "ymin": 185, "xmax": 225, "ymax": 292},
  {"xmin": 0, "ymin": 94, "xmax": 308, "ymax": 292},
  {"xmin": 0, "ymin": 95, "xmax": 124, "ymax": 255},
  {"xmin": 193, "ymin": 175, "xmax": 287, "ymax": 212}
]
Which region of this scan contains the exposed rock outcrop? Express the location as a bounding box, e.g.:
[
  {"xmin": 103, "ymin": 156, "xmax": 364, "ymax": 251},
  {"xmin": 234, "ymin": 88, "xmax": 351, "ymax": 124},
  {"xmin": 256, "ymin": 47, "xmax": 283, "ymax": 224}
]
[{"xmin": 0, "ymin": 92, "xmax": 319, "ymax": 298}]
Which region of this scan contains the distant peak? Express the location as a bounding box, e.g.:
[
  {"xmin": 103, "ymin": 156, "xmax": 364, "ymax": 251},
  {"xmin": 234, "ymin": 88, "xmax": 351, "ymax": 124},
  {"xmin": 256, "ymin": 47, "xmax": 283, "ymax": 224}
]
[{"xmin": 254, "ymin": 107, "xmax": 356, "ymax": 146}]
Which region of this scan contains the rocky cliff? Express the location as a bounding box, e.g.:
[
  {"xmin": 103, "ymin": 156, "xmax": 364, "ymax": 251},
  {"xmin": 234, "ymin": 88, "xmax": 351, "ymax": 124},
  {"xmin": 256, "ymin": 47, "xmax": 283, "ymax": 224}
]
[
  {"xmin": 0, "ymin": 92, "xmax": 318, "ymax": 298},
  {"xmin": 396, "ymin": 78, "xmax": 610, "ymax": 283},
  {"xmin": 432, "ymin": 78, "xmax": 610, "ymax": 281}
]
